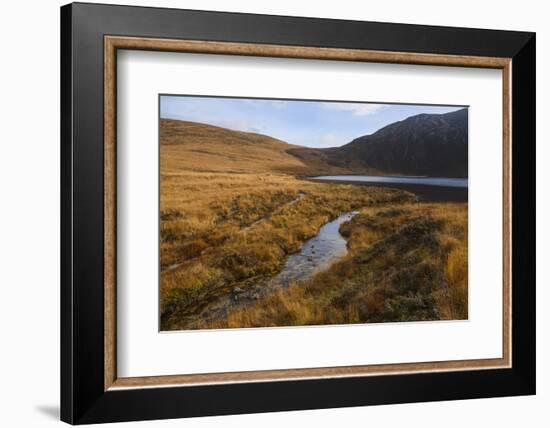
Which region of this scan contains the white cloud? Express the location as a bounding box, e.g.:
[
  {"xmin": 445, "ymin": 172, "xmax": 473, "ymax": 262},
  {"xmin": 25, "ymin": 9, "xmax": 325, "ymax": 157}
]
[
  {"xmin": 242, "ymin": 99, "xmax": 288, "ymax": 109},
  {"xmin": 317, "ymin": 133, "xmax": 347, "ymax": 148},
  {"xmin": 270, "ymin": 100, "xmax": 288, "ymax": 109},
  {"xmin": 216, "ymin": 119, "xmax": 266, "ymax": 133},
  {"xmin": 242, "ymin": 99, "xmax": 262, "ymax": 106},
  {"xmin": 322, "ymin": 102, "xmax": 384, "ymax": 116},
  {"xmin": 182, "ymin": 115, "xmax": 255, "ymax": 133}
]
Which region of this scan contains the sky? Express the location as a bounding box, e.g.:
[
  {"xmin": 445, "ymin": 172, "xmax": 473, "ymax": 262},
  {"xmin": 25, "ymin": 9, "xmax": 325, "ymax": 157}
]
[{"xmin": 160, "ymin": 95, "xmax": 464, "ymax": 148}]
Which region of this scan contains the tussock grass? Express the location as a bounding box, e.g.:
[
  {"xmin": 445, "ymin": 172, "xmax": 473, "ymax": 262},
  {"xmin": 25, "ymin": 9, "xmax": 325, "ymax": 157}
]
[
  {"xmin": 160, "ymin": 173, "xmax": 414, "ymax": 329},
  {"xmin": 208, "ymin": 203, "xmax": 468, "ymax": 329},
  {"xmin": 159, "ymin": 118, "xmax": 468, "ymax": 330}
]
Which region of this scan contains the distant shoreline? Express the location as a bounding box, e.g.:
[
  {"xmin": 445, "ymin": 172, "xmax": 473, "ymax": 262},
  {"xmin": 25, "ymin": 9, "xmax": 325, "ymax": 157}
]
[{"xmin": 303, "ymin": 178, "xmax": 468, "ymax": 203}]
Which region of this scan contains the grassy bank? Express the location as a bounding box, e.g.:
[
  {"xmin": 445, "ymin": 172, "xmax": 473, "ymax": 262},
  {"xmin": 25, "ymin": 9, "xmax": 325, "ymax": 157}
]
[
  {"xmin": 207, "ymin": 203, "xmax": 468, "ymax": 329},
  {"xmin": 160, "ymin": 172, "xmax": 414, "ymax": 330},
  {"xmin": 159, "ymin": 118, "xmax": 468, "ymax": 331}
]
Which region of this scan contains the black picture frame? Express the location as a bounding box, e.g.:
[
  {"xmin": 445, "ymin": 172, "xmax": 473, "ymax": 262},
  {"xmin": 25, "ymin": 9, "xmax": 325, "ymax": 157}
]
[{"xmin": 61, "ymin": 2, "xmax": 535, "ymax": 424}]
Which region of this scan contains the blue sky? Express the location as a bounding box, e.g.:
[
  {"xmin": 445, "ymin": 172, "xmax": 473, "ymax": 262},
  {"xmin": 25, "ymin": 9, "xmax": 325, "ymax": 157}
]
[{"xmin": 160, "ymin": 95, "xmax": 464, "ymax": 148}]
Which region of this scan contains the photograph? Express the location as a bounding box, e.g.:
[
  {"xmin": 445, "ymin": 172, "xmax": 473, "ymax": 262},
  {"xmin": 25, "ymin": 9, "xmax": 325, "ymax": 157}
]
[
  {"xmin": 54, "ymin": 2, "xmax": 536, "ymax": 425},
  {"xmin": 159, "ymin": 95, "xmax": 469, "ymax": 331}
]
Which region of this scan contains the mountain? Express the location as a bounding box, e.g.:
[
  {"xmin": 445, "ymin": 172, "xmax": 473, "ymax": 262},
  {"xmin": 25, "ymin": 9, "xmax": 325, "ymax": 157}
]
[
  {"xmin": 290, "ymin": 108, "xmax": 468, "ymax": 177},
  {"xmin": 160, "ymin": 119, "xmax": 304, "ymax": 174},
  {"xmin": 161, "ymin": 108, "xmax": 468, "ymax": 178},
  {"xmin": 160, "ymin": 119, "xmax": 364, "ymax": 175}
]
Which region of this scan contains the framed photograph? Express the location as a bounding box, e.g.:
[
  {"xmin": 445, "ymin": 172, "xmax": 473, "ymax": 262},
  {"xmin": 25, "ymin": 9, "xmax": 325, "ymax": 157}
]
[{"xmin": 61, "ymin": 2, "xmax": 535, "ymax": 424}]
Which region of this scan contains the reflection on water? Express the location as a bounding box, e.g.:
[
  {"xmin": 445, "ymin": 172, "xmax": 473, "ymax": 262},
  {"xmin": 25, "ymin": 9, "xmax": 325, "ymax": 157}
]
[
  {"xmin": 198, "ymin": 211, "xmax": 359, "ymax": 323},
  {"xmin": 270, "ymin": 211, "xmax": 358, "ymax": 287},
  {"xmin": 311, "ymin": 175, "xmax": 468, "ymax": 188}
]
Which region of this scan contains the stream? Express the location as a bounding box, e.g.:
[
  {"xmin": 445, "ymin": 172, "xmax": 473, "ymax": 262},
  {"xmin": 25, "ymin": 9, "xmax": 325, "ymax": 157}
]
[
  {"xmin": 199, "ymin": 211, "xmax": 358, "ymax": 323},
  {"xmin": 267, "ymin": 211, "xmax": 358, "ymax": 288}
]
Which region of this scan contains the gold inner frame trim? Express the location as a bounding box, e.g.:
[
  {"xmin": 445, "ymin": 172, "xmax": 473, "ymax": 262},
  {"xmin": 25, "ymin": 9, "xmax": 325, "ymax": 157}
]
[{"xmin": 104, "ymin": 35, "xmax": 512, "ymax": 391}]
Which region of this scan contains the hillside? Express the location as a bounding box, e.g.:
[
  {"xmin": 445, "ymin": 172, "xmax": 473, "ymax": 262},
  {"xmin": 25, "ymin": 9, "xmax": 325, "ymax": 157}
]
[
  {"xmin": 340, "ymin": 108, "xmax": 468, "ymax": 177},
  {"xmin": 159, "ymin": 117, "xmax": 468, "ymax": 330},
  {"xmin": 160, "ymin": 119, "xmax": 356, "ymax": 175},
  {"xmin": 161, "ymin": 109, "xmax": 468, "ymax": 178},
  {"xmin": 289, "ymin": 108, "xmax": 468, "ymax": 177}
]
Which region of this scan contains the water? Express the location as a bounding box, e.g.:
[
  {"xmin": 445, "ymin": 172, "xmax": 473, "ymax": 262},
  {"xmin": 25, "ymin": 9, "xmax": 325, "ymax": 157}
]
[
  {"xmin": 199, "ymin": 211, "xmax": 358, "ymax": 322},
  {"xmin": 268, "ymin": 211, "xmax": 358, "ymax": 287},
  {"xmin": 311, "ymin": 175, "xmax": 467, "ymax": 188},
  {"xmin": 309, "ymin": 175, "xmax": 468, "ymax": 202}
]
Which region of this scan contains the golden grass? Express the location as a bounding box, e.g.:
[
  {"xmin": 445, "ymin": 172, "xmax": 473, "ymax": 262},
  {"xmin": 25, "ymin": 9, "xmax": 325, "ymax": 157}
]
[
  {"xmin": 159, "ymin": 119, "xmax": 468, "ymax": 330},
  {"xmin": 160, "ymin": 170, "xmax": 413, "ymax": 329},
  {"xmin": 161, "ymin": 119, "xmax": 373, "ymax": 176},
  {"xmin": 207, "ymin": 203, "xmax": 468, "ymax": 329}
]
